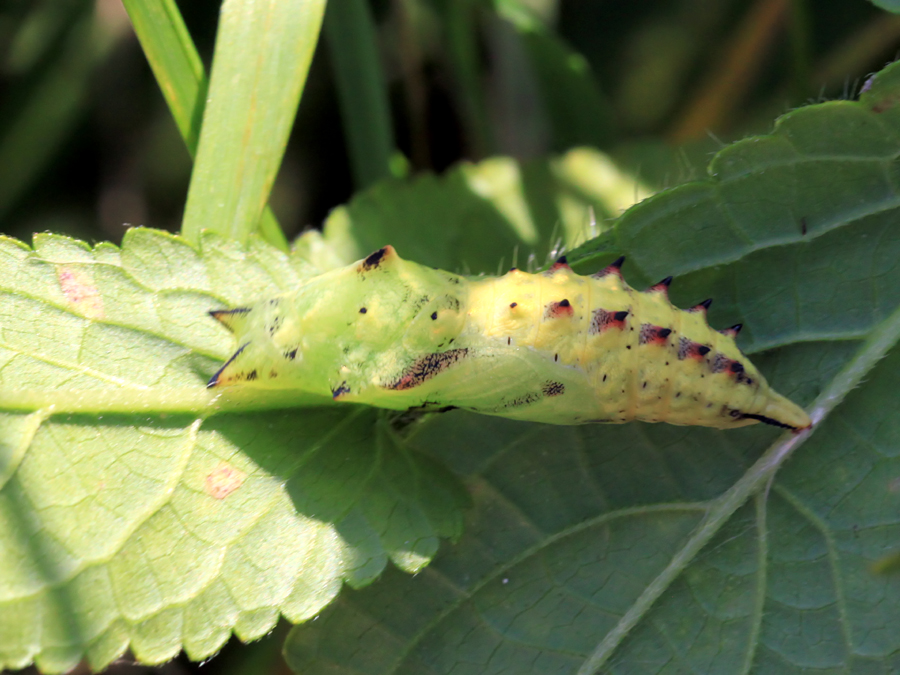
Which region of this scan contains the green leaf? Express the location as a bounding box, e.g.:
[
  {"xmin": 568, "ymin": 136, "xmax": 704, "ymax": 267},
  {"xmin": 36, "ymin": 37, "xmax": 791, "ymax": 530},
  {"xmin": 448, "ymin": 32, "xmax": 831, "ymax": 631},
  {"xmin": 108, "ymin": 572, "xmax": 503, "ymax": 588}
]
[
  {"xmin": 281, "ymin": 62, "xmax": 900, "ymax": 673},
  {"xmin": 0, "ymin": 230, "xmax": 467, "ymax": 672},
  {"xmin": 180, "ymin": 0, "xmax": 326, "ymax": 248}
]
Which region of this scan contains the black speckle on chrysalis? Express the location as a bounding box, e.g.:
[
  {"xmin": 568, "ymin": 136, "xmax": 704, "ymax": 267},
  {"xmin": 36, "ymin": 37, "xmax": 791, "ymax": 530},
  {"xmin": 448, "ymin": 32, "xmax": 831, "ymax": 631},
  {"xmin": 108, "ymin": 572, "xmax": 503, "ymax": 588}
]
[
  {"xmin": 267, "ymin": 315, "xmax": 282, "ymax": 335},
  {"xmin": 386, "ymin": 348, "xmax": 469, "ymax": 391},
  {"xmin": 431, "ymin": 311, "xmax": 438, "ymax": 320},
  {"xmin": 332, "ymin": 381, "xmax": 351, "ymax": 399},
  {"xmin": 360, "ymin": 247, "xmax": 388, "ymax": 271},
  {"xmin": 542, "ymin": 381, "xmax": 565, "ymax": 397},
  {"xmin": 359, "ymin": 307, "xmax": 367, "ymax": 314}
]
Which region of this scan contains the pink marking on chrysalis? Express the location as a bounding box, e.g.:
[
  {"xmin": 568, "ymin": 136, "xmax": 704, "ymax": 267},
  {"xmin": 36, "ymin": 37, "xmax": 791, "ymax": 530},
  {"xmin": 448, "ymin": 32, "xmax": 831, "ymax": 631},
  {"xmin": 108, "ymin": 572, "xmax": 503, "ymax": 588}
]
[
  {"xmin": 647, "ymin": 276, "xmax": 673, "ymax": 295},
  {"xmin": 677, "ymin": 337, "xmax": 711, "ymax": 360},
  {"xmin": 545, "ymin": 298, "xmax": 574, "ymax": 319},
  {"xmin": 549, "ymin": 256, "xmax": 571, "ymax": 273},
  {"xmin": 689, "ymin": 298, "xmax": 713, "ymax": 313},
  {"xmin": 589, "ymin": 309, "xmax": 629, "ymax": 334},
  {"xmin": 592, "ymin": 255, "xmax": 625, "ymax": 279},
  {"xmin": 639, "ymin": 324, "xmax": 672, "ymax": 346}
]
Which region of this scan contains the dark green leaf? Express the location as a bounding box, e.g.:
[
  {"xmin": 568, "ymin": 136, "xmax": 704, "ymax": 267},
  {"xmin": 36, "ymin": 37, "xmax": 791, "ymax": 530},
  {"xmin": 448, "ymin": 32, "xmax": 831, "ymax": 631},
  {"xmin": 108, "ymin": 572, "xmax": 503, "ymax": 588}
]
[{"xmin": 282, "ymin": 61, "xmax": 900, "ymax": 675}]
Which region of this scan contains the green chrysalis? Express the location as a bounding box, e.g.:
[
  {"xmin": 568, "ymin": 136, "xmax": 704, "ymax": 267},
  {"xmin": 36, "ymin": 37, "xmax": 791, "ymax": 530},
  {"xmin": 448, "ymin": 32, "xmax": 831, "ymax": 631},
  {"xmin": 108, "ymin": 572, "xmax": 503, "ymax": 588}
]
[{"xmin": 208, "ymin": 246, "xmax": 811, "ymax": 431}]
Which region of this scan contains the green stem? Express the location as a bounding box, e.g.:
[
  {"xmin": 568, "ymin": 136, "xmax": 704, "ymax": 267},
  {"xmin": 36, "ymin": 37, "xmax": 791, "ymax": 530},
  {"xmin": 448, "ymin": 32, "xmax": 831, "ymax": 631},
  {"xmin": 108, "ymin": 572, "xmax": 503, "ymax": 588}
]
[
  {"xmin": 324, "ymin": 0, "xmax": 397, "ymax": 188},
  {"xmin": 578, "ymin": 300, "xmax": 900, "ymax": 674},
  {"xmin": 441, "ymin": 0, "xmax": 493, "ymax": 157}
]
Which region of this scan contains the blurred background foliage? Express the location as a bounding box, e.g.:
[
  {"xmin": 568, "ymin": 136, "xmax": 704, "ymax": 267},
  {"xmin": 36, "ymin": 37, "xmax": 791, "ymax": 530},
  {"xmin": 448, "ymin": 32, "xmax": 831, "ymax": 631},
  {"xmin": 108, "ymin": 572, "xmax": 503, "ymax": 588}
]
[
  {"xmin": 2, "ymin": 0, "xmax": 899, "ymax": 673},
  {"xmin": 1, "ymin": 0, "xmax": 898, "ymax": 248}
]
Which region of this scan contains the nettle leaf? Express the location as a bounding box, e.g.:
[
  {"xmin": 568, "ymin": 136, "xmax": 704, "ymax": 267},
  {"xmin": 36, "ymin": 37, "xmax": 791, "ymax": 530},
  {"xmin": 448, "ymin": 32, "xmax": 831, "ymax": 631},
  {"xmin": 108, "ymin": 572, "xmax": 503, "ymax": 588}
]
[
  {"xmin": 282, "ymin": 65, "xmax": 900, "ymax": 672},
  {"xmin": 0, "ymin": 229, "xmax": 469, "ymax": 672}
]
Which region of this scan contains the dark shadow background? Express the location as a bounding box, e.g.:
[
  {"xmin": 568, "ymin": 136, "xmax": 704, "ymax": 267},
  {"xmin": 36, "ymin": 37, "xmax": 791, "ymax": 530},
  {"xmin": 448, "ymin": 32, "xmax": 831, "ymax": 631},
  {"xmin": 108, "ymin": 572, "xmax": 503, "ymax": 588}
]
[{"xmin": 0, "ymin": 0, "xmax": 895, "ymax": 247}]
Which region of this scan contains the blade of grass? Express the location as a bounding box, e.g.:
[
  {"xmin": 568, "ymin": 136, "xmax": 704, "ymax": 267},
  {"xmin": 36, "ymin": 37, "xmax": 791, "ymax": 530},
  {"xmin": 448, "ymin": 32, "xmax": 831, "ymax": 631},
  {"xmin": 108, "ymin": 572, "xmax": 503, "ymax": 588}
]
[
  {"xmin": 180, "ymin": 0, "xmax": 326, "ymax": 247},
  {"xmin": 324, "ymin": 0, "xmax": 398, "ymax": 188},
  {"xmin": 500, "ymin": 11, "xmax": 616, "ymax": 151},
  {"xmin": 121, "ymin": 0, "xmax": 205, "ymax": 151},
  {"xmin": 124, "ymin": 0, "xmax": 292, "ymax": 251},
  {"xmin": 439, "ymin": 0, "xmax": 494, "ymax": 158}
]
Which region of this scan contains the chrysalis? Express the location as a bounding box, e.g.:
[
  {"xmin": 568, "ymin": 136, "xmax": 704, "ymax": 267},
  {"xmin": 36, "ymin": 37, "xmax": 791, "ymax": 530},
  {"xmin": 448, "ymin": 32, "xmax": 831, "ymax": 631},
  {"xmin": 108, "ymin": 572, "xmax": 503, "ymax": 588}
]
[{"xmin": 208, "ymin": 246, "xmax": 811, "ymax": 431}]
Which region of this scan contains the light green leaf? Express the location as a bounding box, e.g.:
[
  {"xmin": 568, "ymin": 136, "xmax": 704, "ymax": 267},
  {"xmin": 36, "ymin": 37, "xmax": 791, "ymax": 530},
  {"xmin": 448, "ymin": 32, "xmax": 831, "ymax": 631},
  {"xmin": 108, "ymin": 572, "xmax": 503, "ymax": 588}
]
[
  {"xmin": 281, "ymin": 61, "xmax": 900, "ymax": 674},
  {"xmin": 180, "ymin": 0, "xmax": 326, "ymax": 248},
  {"xmin": 0, "ymin": 229, "xmax": 467, "ymax": 673}
]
